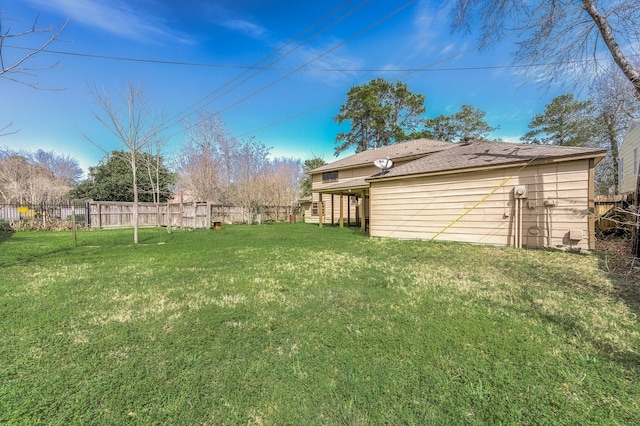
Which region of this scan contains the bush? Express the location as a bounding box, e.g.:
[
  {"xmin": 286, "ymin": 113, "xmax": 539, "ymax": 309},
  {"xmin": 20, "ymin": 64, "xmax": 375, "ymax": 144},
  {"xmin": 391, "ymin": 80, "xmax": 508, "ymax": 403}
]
[{"xmin": 8, "ymin": 219, "xmax": 75, "ymax": 231}]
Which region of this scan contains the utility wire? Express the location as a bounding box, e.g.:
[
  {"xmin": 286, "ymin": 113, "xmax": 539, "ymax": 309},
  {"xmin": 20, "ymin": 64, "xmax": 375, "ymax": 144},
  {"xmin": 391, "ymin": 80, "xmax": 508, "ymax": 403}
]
[
  {"xmin": 233, "ymin": 28, "xmax": 529, "ymax": 141},
  {"xmin": 162, "ymin": 0, "xmax": 416, "ymax": 143},
  {"xmin": 167, "ymin": 0, "xmax": 417, "ymax": 142},
  {"xmin": 162, "ymin": 0, "xmax": 365, "ymax": 131},
  {"xmin": 7, "ymin": 44, "xmax": 624, "ymax": 73}
]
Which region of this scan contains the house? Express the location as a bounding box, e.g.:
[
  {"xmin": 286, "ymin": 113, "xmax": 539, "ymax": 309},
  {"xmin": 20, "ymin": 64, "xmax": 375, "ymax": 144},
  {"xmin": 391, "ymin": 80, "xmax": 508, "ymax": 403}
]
[
  {"xmin": 307, "ymin": 138, "xmax": 606, "ymax": 250},
  {"xmin": 303, "ymin": 139, "xmax": 454, "ymax": 228},
  {"xmin": 618, "ymin": 118, "xmax": 640, "ymax": 194}
]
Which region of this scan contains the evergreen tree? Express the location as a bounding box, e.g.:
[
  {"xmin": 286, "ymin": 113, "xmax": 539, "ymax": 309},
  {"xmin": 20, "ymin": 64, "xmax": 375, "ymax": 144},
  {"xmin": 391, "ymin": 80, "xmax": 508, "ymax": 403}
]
[
  {"xmin": 334, "ymin": 79, "xmax": 425, "ymax": 155},
  {"xmin": 521, "ymin": 94, "xmax": 595, "ymax": 147},
  {"xmin": 70, "ymin": 150, "xmax": 175, "ymax": 202}
]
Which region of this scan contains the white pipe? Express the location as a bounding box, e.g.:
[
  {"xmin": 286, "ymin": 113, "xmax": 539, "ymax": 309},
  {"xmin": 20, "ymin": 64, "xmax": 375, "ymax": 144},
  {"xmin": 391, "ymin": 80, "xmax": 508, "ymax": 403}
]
[
  {"xmin": 519, "ymin": 198, "xmax": 523, "ymax": 248},
  {"xmin": 513, "ymin": 197, "xmax": 523, "ymax": 249}
]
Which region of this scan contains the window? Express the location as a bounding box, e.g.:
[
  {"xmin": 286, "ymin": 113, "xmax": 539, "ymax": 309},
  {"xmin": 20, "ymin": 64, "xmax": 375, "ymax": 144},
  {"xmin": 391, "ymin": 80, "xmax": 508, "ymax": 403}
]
[
  {"xmin": 311, "ymin": 202, "xmax": 325, "ymax": 216},
  {"xmin": 620, "ymin": 158, "xmax": 624, "ymax": 183},
  {"xmin": 322, "ymin": 171, "xmax": 338, "ymax": 183}
]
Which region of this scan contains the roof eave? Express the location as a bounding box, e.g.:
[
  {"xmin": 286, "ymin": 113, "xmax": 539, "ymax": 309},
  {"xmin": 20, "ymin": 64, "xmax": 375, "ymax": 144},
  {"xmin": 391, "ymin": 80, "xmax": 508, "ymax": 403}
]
[
  {"xmin": 316, "ymin": 184, "xmax": 370, "ymax": 194},
  {"xmin": 366, "ymin": 151, "xmax": 607, "ymax": 183},
  {"xmin": 309, "ymin": 153, "xmax": 434, "ymax": 174}
]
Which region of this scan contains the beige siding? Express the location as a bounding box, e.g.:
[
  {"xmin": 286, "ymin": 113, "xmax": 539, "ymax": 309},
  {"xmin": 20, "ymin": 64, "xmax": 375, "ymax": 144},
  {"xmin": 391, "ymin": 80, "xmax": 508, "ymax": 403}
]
[
  {"xmin": 619, "ymin": 122, "xmax": 640, "ymax": 194},
  {"xmin": 370, "ymin": 160, "xmax": 593, "ymax": 249},
  {"xmin": 311, "ymin": 160, "xmax": 415, "ymax": 191}
]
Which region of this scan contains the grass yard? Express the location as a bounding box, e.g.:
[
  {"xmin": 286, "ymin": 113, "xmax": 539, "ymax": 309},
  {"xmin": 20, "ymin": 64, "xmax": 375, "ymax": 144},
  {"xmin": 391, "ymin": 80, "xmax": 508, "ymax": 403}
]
[{"xmin": 0, "ymin": 224, "xmax": 639, "ymax": 424}]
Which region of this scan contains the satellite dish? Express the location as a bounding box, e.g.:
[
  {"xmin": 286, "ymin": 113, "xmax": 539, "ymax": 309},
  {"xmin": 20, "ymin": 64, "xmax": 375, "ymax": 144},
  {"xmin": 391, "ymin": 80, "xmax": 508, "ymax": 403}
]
[{"xmin": 373, "ymin": 158, "xmax": 393, "ymax": 171}]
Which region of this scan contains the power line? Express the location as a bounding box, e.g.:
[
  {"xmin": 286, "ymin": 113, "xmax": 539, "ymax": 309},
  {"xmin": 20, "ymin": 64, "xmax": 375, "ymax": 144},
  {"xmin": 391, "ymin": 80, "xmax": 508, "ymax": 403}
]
[
  {"xmin": 6, "ymin": 40, "xmax": 629, "ymax": 73},
  {"xmin": 162, "ymin": 0, "xmax": 369, "ymax": 132},
  {"xmin": 9, "ymin": 45, "xmax": 616, "ymax": 73},
  {"xmin": 165, "ymin": 0, "xmax": 417, "ymax": 143},
  {"xmin": 186, "ymin": 1, "xmax": 418, "ymax": 130},
  {"xmin": 233, "ymin": 29, "xmax": 526, "ymax": 141}
]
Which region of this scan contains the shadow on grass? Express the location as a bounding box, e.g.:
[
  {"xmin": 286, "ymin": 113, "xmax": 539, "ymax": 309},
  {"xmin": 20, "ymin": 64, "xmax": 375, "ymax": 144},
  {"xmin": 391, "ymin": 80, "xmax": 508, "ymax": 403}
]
[
  {"xmin": 0, "ymin": 230, "xmax": 14, "ymax": 245},
  {"xmin": 318, "ymin": 223, "xmax": 371, "ymax": 237},
  {"xmin": 0, "ymin": 245, "xmax": 75, "ymax": 268},
  {"xmin": 491, "ymin": 286, "xmax": 640, "ymax": 375}
]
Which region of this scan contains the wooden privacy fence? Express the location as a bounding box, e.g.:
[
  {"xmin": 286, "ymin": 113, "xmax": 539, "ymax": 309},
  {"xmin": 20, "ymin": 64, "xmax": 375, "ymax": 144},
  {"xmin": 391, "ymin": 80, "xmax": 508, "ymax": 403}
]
[
  {"xmin": 594, "ymin": 193, "xmax": 635, "ymax": 233},
  {"xmin": 87, "ymin": 201, "xmax": 296, "ymax": 229}
]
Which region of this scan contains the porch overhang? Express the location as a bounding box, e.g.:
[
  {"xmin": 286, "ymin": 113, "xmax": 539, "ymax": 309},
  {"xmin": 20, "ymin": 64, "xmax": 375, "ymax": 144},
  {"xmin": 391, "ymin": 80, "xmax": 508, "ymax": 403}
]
[
  {"xmin": 315, "ymin": 177, "xmax": 369, "ymax": 233},
  {"xmin": 315, "ymin": 177, "xmax": 369, "ymax": 195}
]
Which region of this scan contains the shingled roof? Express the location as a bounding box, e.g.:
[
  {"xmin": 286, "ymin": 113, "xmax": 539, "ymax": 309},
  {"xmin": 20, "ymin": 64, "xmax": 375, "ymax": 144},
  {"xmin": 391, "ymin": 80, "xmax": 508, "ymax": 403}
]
[
  {"xmin": 367, "ymin": 140, "xmax": 607, "ymax": 181},
  {"xmin": 310, "ymin": 139, "xmax": 455, "ymax": 173}
]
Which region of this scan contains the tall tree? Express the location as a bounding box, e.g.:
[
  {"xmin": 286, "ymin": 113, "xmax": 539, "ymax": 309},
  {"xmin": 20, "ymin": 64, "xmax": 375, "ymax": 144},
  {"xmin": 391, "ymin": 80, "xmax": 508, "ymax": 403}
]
[
  {"xmin": 521, "ymin": 94, "xmax": 595, "ymax": 146},
  {"xmin": 176, "ymin": 111, "xmax": 236, "ymax": 203},
  {"xmin": 301, "ymin": 157, "xmax": 327, "ymax": 197},
  {"xmin": 229, "ymin": 138, "xmax": 272, "ymax": 224},
  {"xmin": 263, "ymin": 158, "xmax": 302, "ymax": 221},
  {"xmin": 334, "ymin": 78, "xmax": 425, "ymax": 155},
  {"xmin": 591, "ymin": 67, "xmax": 640, "ymax": 194},
  {"xmin": 32, "ymin": 150, "xmax": 83, "ymax": 185},
  {"xmin": 418, "ymin": 104, "xmax": 498, "ymax": 142},
  {"xmin": 450, "ymin": 0, "xmax": 640, "ymax": 98},
  {"xmin": 70, "ymin": 150, "xmax": 175, "ymax": 203},
  {"xmin": 87, "ymin": 82, "xmax": 165, "ymax": 244}
]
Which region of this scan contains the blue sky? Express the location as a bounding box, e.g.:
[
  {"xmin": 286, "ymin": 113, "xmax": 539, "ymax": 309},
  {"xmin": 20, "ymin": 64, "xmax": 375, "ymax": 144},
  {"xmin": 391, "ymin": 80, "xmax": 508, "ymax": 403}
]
[{"xmin": 3, "ymin": 0, "xmax": 568, "ymax": 175}]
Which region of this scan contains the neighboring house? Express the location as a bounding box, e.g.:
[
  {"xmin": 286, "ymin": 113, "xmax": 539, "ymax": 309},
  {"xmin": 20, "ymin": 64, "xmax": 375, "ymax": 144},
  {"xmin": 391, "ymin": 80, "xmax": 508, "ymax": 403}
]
[
  {"xmin": 307, "ymin": 138, "xmax": 606, "ymax": 250},
  {"xmin": 618, "ymin": 118, "xmax": 640, "ymax": 194}
]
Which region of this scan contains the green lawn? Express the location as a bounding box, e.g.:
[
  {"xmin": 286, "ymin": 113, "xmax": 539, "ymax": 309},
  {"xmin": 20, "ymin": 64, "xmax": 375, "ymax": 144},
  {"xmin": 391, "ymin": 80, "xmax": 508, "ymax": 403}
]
[{"xmin": 1, "ymin": 224, "xmax": 638, "ymax": 424}]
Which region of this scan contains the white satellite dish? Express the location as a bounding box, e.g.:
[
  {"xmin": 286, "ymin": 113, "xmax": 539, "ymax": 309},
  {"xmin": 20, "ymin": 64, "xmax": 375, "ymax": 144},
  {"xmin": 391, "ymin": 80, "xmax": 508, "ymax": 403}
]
[{"xmin": 373, "ymin": 158, "xmax": 393, "ymax": 171}]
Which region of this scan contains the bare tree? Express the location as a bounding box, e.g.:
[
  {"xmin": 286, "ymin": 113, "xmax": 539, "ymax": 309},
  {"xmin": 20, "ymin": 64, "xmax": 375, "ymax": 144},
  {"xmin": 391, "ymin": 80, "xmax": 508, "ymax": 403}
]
[
  {"xmin": 176, "ymin": 112, "xmax": 236, "ymax": 202},
  {"xmin": 592, "ymin": 66, "xmax": 640, "ymax": 193},
  {"xmin": 0, "ymin": 122, "xmax": 18, "ymax": 137},
  {"xmin": 0, "ymin": 148, "xmax": 80, "ymax": 204},
  {"xmin": 87, "ymin": 82, "xmax": 164, "ymax": 244},
  {"xmin": 265, "ymin": 158, "xmax": 302, "ymax": 221},
  {"xmin": 230, "ymin": 138, "xmax": 271, "ymax": 224},
  {"xmin": 33, "ymin": 149, "xmax": 83, "ymax": 184},
  {"xmin": 451, "ymin": 0, "xmax": 640, "ymax": 97},
  {"xmin": 141, "ymin": 133, "xmax": 170, "ymax": 228}
]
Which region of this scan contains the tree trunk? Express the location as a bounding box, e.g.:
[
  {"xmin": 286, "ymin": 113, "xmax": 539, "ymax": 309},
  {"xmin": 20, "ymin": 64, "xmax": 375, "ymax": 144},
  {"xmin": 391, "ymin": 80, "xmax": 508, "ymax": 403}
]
[
  {"xmin": 131, "ymin": 152, "xmax": 139, "ymax": 244},
  {"xmin": 606, "ymin": 116, "xmax": 620, "ymax": 194},
  {"xmin": 583, "ymin": 0, "xmax": 640, "ymax": 99}
]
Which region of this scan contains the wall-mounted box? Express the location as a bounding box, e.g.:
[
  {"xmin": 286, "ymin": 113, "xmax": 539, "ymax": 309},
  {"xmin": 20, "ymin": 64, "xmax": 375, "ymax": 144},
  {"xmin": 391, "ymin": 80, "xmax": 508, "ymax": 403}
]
[{"xmin": 569, "ymin": 230, "xmax": 583, "ymax": 241}]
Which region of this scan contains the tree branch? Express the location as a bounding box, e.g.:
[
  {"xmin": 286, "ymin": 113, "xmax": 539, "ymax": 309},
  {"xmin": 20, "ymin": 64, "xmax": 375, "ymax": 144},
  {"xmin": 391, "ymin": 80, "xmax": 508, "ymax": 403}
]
[{"xmin": 0, "ymin": 13, "xmax": 68, "ymax": 90}]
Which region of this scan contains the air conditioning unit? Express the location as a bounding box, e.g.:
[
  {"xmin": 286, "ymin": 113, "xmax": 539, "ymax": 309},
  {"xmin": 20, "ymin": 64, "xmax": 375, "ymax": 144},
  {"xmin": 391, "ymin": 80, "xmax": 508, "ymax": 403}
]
[{"xmin": 514, "ymin": 186, "xmax": 527, "ymax": 199}]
